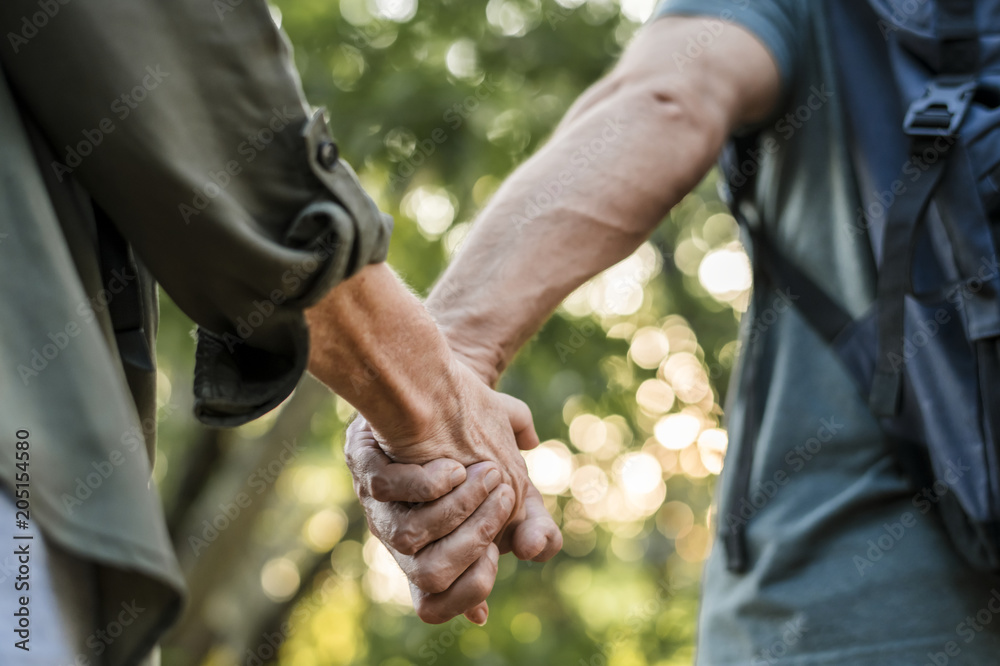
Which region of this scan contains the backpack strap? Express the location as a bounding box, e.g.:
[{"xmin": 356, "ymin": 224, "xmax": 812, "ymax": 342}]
[
  {"xmin": 869, "ymin": 0, "xmax": 979, "ymax": 417},
  {"xmin": 718, "ymin": 137, "xmax": 765, "ymax": 573},
  {"xmin": 867, "ymin": 134, "xmax": 951, "ymax": 415}
]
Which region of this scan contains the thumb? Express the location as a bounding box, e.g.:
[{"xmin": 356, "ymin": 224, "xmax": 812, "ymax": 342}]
[
  {"xmin": 510, "ymin": 485, "xmax": 563, "ymax": 562},
  {"xmin": 500, "ymin": 394, "xmax": 540, "ymax": 451},
  {"xmin": 463, "ymin": 601, "xmax": 489, "ymax": 626}
]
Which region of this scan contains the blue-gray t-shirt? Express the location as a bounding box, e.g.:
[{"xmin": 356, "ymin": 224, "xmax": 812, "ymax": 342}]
[{"xmin": 653, "ymin": 1, "xmax": 1000, "ymax": 663}]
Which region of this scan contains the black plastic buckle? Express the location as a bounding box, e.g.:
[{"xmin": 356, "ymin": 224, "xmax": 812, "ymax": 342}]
[{"xmin": 903, "ymin": 79, "xmax": 976, "ymax": 138}]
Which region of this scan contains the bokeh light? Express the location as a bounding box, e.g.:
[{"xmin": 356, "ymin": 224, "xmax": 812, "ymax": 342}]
[
  {"xmin": 510, "ymin": 612, "xmax": 542, "ymax": 643},
  {"xmin": 402, "ymin": 186, "xmax": 456, "ymax": 238},
  {"xmin": 654, "ymin": 413, "xmax": 702, "ymax": 450},
  {"xmin": 369, "ymin": 0, "xmax": 417, "ymax": 22},
  {"xmin": 525, "ymin": 440, "xmax": 575, "ymax": 495},
  {"xmin": 698, "ymin": 245, "xmax": 752, "ymax": 303},
  {"xmin": 630, "ymin": 327, "xmax": 671, "ymax": 369},
  {"xmin": 362, "ymin": 536, "xmax": 411, "ymax": 606},
  {"xmin": 261, "ymin": 557, "xmax": 301, "ymax": 602}
]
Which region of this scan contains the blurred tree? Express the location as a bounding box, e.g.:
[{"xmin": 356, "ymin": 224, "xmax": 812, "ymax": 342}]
[{"xmin": 155, "ymin": 1, "xmax": 750, "ymax": 664}]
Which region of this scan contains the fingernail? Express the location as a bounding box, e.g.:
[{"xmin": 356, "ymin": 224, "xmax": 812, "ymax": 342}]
[
  {"xmin": 450, "ymin": 466, "xmax": 466, "ymax": 486},
  {"xmin": 499, "ymin": 490, "xmax": 513, "ymax": 512},
  {"xmin": 470, "ymin": 608, "xmax": 488, "ymax": 626},
  {"xmin": 484, "ymin": 469, "xmax": 501, "ymax": 489}
]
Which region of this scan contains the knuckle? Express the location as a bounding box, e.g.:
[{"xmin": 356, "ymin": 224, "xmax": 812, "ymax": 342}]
[
  {"xmin": 500, "ymin": 485, "xmax": 517, "ymax": 513},
  {"xmin": 413, "ymin": 564, "xmax": 450, "ymax": 595},
  {"xmin": 388, "ymin": 524, "xmax": 424, "ymax": 556},
  {"xmin": 406, "ymin": 477, "xmax": 435, "ymax": 502},
  {"xmin": 439, "ymin": 497, "xmax": 472, "ymax": 527},
  {"xmin": 414, "ymin": 600, "xmax": 448, "ymax": 625},
  {"xmin": 471, "ymin": 574, "xmax": 493, "ymax": 601},
  {"xmin": 475, "ymin": 516, "xmax": 499, "ymax": 546},
  {"xmin": 434, "ymin": 503, "xmax": 460, "ymax": 530},
  {"xmin": 369, "ymin": 474, "xmax": 393, "ymax": 502}
]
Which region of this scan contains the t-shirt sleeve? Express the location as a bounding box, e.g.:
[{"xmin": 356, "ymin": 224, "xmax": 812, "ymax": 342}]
[
  {"xmin": 0, "ymin": 0, "xmax": 393, "ymax": 426},
  {"xmin": 651, "ymin": 0, "xmax": 804, "ymax": 94}
]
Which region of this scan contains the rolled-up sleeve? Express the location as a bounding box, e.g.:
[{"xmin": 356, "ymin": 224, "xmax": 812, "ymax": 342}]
[{"xmin": 0, "ymin": 0, "xmax": 392, "ymax": 425}]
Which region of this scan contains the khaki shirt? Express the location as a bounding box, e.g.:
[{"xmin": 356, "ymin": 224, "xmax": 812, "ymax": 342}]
[{"xmin": 0, "ymin": 2, "xmax": 391, "ymax": 663}]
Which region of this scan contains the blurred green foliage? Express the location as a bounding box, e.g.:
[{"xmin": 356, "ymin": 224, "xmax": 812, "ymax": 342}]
[{"xmin": 154, "ymin": 1, "xmax": 749, "ymax": 664}]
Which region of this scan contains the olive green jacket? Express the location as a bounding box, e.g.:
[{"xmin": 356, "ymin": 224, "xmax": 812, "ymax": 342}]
[{"xmin": 0, "ymin": 1, "xmax": 391, "ymax": 663}]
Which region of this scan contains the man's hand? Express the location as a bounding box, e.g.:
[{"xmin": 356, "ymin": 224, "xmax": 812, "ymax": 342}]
[
  {"xmin": 346, "ymin": 418, "xmax": 511, "ymax": 624},
  {"xmin": 369, "ymin": 358, "xmax": 539, "ymax": 538},
  {"xmin": 309, "ymin": 264, "xmax": 543, "ymax": 532},
  {"xmin": 306, "ymin": 261, "xmax": 561, "ymax": 623},
  {"xmin": 346, "ymin": 415, "xmax": 561, "ymax": 624}
]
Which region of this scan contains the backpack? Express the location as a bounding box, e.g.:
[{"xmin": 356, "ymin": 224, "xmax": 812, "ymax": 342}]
[{"xmin": 720, "ymin": 0, "xmax": 1000, "ymax": 574}]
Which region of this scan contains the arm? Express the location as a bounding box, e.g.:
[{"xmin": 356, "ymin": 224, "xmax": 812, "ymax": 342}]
[
  {"xmin": 343, "ymin": 15, "xmax": 782, "ymax": 625},
  {"xmin": 308, "ymin": 265, "xmax": 561, "ymax": 624},
  {"xmin": 305, "ymin": 263, "xmax": 536, "ymax": 494},
  {"xmin": 350, "ymin": 13, "xmax": 779, "ymax": 618},
  {"xmin": 0, "ymin": 0, "xmax": 553, "ymax": 623},
  {"xmin": 426, "ymin": 17, "xmax": 782, "ymax": 382},
  {"xmin": 305, "ymin": 262, "xmax": 459, "ymax": 442}
]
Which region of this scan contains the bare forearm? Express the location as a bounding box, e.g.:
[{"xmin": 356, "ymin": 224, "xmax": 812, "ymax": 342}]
[
  {"xmin": 426, "ymin": 103, "xmax": 694, "ymax": 383},
  {"xmin": 428, "ymin": 19, "xmax": 776, "ymax": 384},
  {"xmin": 306, "ymin": 262, "xmax": 457, "ymax": 440}
]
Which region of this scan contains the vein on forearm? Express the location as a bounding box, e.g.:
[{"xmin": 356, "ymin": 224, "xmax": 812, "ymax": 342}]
[{"xmin": 428, "ymin": 70, "xmax": 730, "ymax": 375}]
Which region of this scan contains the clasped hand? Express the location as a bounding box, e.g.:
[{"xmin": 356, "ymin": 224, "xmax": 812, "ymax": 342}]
[{"xmin": 345, "ymin": 359, "xmax": 562, "ymax": 625}]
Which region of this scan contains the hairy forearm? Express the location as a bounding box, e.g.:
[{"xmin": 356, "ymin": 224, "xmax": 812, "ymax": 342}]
[
  {"xmin": 426, "ymin": 19, "xmax": 778, "ymax": 385},
  {"xmin": 306, "ymin": 262, "xmax": 457, "ymax": 440},
  {"xmin": 427, "ymin": 42, "xmax": 729, "ymax": 383}
]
